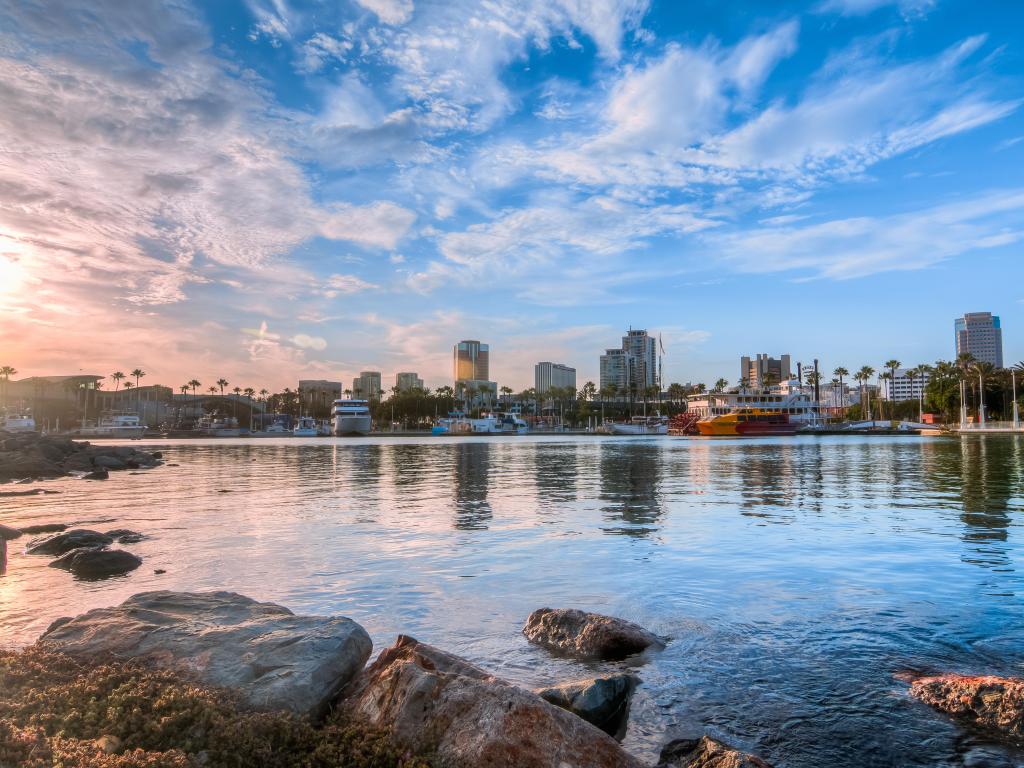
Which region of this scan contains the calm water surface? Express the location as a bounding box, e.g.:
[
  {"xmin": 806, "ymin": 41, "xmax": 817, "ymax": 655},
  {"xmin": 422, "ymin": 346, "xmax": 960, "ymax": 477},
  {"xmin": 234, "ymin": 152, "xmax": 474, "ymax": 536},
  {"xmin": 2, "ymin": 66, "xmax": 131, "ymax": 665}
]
[{"xmin": 2, "ymin": 434, "xmax": 1024, "ymax": 767}]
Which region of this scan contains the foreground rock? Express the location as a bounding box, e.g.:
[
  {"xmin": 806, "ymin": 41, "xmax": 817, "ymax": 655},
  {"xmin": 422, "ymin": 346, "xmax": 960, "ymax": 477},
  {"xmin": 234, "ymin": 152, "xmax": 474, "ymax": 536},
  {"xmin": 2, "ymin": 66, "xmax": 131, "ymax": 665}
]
[
  {"xmin": 18, "ymin": 523, "xmax": 67, "ymax": 534},
  {"xmin": 344, "ymin": 634, "xmax": 644, "ymax": 768},
  {"xmin": 909, "ymin": 674, "xmax": 1024, "ymax": 738},
  {"xmin": 536, "ymin": 673, "xmax": 637, "ymax": 736},
  {"xmin": 49, "ymin": 548, "xmax": 142, "ymax": 579},
  {"xmin": 0, "ymin": 524, "xmax": 22, "ymax": 540},
  {"xmin": 523, "ymin": 608, "xmax": 663, "ymax": 660},
  {"xmin": 26, "ymin": 529, "xmax": 113, "ymax": 556},
  {"xmin": 40, "ymin": 590, "xmax": 371, "ymax": 718},
  {"xmin": 658, "ymin": 736, "xmax": 772, "ymax": 768},
  {"xmin": 0, "ymin": 430, "xmax": 161, "ymax": 482}
]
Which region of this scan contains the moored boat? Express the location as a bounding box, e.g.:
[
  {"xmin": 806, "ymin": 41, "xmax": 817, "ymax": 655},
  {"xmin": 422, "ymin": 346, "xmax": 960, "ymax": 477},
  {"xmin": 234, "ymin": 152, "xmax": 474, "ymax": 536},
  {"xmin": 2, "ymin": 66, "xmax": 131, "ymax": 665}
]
[
  {"xmin": 197, "ymin": 414, "xmax": 242, "ymax": 437},
  {"xmin": 77, "ymin": 413, "xmax": 146, "ymax": 439},
  {"xmin": 293, "ymin": 415, "xmax": 319, "ymax": 437},
  {"xmin": 3, "ymin": 413, "xmax": 37, "ymax": 433},
  {"xmin": 696, "ymin": 408, "xmax": 797, "ymax": 437},
  {"xmin": 607, "ymin": 415, "xmax": 669, "ymax": 435},
  {"xmin": 333, "ymin": 399, "xmax": 371, "ymax": 436}
]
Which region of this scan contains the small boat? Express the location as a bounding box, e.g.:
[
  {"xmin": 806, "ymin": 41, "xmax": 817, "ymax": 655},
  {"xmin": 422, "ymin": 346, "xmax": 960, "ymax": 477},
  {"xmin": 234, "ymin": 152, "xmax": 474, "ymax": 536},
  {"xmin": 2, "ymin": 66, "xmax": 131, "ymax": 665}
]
[
  {"xmin": 696, "ymin": 408, "xmax": 797, "ymax": 437},
  {"xmin": 293, "ymin": 415, "xmax": 319, "ymax": 437},
  {"xmin": 77, "ymin": 413, "xmax": 146, "ymax": 439},
  {"xmin": 3, "ymin": 413, "xmax": 37, "ymax": 433},
  {"xmin": 432, "ymin": 411, "xmax": 528, "ymax": 435},
  {"xmin": 607, "ymin": 415, "xmax": 669, "ymax": 435},
  {"xmin": 333, "ymin": 399, "xmax": 371, "ymax": 436},
  {"xmin": 197, "ymin": 414, "xmax": 242, "ymax": 437}
]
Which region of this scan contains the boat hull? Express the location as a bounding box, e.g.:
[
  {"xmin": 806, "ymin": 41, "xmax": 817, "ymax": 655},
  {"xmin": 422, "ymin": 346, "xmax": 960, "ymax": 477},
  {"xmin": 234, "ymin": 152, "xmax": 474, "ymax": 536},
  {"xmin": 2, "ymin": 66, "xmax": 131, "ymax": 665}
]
[
  {"xmin": 334, "ymin": 414, "xmax": 372, "ymax": 436},
  {"xmin": 76, "ymin": 426, "xmax": 147, "ymax": 438},
  {"xmin": 696, "ymin": 421, "xmax": 797, "ymax": 437},
  {"xmin": 608, "ymin": 423, "xmax": 669, "ymax": 435}
]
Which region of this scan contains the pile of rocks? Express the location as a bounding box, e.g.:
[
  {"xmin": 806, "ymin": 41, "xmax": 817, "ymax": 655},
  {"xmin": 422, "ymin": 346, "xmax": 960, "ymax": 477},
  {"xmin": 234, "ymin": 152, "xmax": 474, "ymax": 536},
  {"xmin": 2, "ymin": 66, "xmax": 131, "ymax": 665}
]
[
  {"xmin": 21, "ymin": 527, "xmax": 145, "ymax": 579},
  {"xmin": 0, "ymin": 430, "xmax": 162, "ymax": 482}
]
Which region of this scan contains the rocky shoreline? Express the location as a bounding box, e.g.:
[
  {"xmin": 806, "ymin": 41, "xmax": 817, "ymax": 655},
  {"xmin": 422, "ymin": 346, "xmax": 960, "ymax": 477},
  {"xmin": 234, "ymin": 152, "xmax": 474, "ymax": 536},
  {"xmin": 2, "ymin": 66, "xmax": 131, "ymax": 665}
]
[{"xmin": 0, "ymin": 430, "xmax": 162, "ymax": 483}]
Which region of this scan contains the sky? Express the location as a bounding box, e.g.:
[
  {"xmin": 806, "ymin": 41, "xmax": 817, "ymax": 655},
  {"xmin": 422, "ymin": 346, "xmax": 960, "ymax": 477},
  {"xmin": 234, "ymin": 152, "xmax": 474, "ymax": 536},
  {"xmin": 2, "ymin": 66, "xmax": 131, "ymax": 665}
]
[{"xmin": 1, "ymin": 0, "xmax": 1022, "ymax": 392}]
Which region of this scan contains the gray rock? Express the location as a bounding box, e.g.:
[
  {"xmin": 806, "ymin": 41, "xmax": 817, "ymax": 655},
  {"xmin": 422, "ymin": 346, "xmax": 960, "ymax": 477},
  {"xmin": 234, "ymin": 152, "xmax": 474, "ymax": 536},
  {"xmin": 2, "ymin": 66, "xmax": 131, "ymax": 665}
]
[
  {"xmin": 83, "ymin": 468, "xmax": 109, "ymax": 480},
  {"xmin": 40, "ymin": 591, "xmax": 372, "ymax": 718},
  {"xmin": 536, "ymin": 674, "xmax": 638, "ymax": 737},
  {"xmin": 49, "ymin": 547, "xmax": 142, "ymax": 579},
  {"xmin": 93, "ymin": 455, "xmax": 127, "ymax": 470},
  {"xmin": 523, "ymin": 608, "xmax": 664, "ymax": 660},
  {"xmin": 658, "ymin": 736, "xmax": 772, "ymax": 768},
  {"xmin": 62, "ymin": 452, "xmax": 96, "ymax": 472},
  {"xmin": 18, "ymin": 523, "xmax": 67, "ymax": 535},
  {"xmin": 0, "ymin": 524, "xmax": 22, "ymax": 540},
  {"xmin": 26, "ymin": 529, "xmax": 114, "ymax": 555},
  {"xmin": 343, "ymin": 634, "xmax": 644, "ymax": 768},
  {"xmin": 106, "ymin": 529, "xmax": 145, "ymax": 544}
]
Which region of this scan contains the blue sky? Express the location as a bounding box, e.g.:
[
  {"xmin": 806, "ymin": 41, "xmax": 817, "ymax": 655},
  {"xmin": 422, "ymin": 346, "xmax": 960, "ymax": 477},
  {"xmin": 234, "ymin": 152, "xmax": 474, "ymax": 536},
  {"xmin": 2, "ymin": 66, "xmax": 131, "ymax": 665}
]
[{"xmin": 1, "ymin": 0, "xmax": 1022, "ymax": 391}]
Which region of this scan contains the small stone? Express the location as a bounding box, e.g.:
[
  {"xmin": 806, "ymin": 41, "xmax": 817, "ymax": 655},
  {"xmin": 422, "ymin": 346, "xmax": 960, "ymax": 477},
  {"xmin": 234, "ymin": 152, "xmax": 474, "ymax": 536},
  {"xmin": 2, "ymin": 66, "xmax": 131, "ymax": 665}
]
[
  {"xmin": 154, "ymin": 569, "xmax": 166, "ymax": 574},
  {"xmin": 49, "ymin": 548, "xmax": 142, "ymax": 579},
  {"xmin": 83, "ymin": 468, "xmax": 109, "ymax": 480},
  {"xmin": 909, "ymin": 674, "xmax": 1024, "ymax": 738},
  {"xmin": 537, "ymin": 674, "xmax": 638, "ymax": 737},
  {"xmin": 27, "ymin": 529, "xmax": 114, "ymax": 556},
  {"xmin": 523, "ymin": 608, "xmax": 664, "ymax": 660},
  {"xmin": 106, "ymin": 529, "xmax": 144, "ymax": 544},
  {"xmin": 95, "ymin": 735, "xmax": 122, "ymax": 755},
  {"xmin": 658, "ymin": 736, "xmax": 772, "ymax": 768}
]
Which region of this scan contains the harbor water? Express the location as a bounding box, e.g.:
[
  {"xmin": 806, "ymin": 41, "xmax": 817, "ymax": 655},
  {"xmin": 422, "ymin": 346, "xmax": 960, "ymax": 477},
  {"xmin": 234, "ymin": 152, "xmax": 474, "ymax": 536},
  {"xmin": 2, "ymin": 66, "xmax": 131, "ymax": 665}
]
[{"xmin": 2, "ymin": 434, "xmax": 1023, "ymax": 766}]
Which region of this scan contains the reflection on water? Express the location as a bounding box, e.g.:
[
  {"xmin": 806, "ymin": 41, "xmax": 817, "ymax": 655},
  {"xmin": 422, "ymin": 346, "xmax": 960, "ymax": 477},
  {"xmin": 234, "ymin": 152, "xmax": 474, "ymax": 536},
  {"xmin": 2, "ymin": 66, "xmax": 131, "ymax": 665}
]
[{"xmin": 2, "ymin": 434, "xmax": 1024, "ymax": 767}]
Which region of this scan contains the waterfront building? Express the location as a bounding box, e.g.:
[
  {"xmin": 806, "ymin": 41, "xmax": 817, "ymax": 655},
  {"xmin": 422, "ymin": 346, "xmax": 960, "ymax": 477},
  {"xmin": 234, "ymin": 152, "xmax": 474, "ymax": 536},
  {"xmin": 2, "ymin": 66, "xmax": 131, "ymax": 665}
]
[
  {"xmin": 880, "ymin": 368, "xmax": 932, "ymax": 401},
  {"xmin": 741, "ymin": 354, "xmax": 792, "ymax": 388},
  {"xmin": 599, "ymin": 329, "xmax": 659, "ymax": 395},
  {"xmin": 352, "ymin": 371, "xmax": 382, "ymax": 400},
  {"xmin": 955, "ymin": 312, "xmax": 1003, "ymax": 367},
  {"xmin": 299, "ymin": 380, "xmax": 341, "ymax": 414},
  {"xmin": 396, "ymin": 372, "xmax": 425, "ymax": 392},
  {"xmin": 535, "ymin": 362, "xmax": 576, "ymax": 395}
]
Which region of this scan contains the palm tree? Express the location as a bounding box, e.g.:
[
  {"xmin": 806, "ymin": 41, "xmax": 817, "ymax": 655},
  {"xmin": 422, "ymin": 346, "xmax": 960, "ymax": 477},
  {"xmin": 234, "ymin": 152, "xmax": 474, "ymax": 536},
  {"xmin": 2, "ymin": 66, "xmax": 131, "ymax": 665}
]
[
  {"xmin": 123, "ymin": 381, "xmax": 134, "ymax": 393},
  {"xmin": 883, "ymin": 359, "xmax": 901, "ymax": 419},
  {"xmin": 111, "ymin": 371, "xmax": 125, "ymax": 393},
  {"xmin": 855, "ymin": 366, "xmax": 874, "ymax": 419},
  {"xmin": 0, "ymin": 366, "xmax": 16, "ymax": 408},
  {"xmin": 713, "ymin": 378, "xmax": 728, "ymax": 393},
  {"xmin": 904, "ymin": 368, "xmax": 919, "ymax": 421},
  {"xmin": 216, "ymin": 378, "xmax": 228, "ymax": 397},
  {"xmin": 189, "ymin": 379, "xmax": 201, "ymax": 404}
]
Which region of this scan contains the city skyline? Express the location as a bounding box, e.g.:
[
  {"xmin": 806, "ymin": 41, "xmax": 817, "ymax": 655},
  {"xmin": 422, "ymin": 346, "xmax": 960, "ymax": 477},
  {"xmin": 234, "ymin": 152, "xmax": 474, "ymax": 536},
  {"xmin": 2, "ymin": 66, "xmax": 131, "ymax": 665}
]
[{"xmin": 1, "ymin": 1, "xmax": 1023, "ymax": 390}]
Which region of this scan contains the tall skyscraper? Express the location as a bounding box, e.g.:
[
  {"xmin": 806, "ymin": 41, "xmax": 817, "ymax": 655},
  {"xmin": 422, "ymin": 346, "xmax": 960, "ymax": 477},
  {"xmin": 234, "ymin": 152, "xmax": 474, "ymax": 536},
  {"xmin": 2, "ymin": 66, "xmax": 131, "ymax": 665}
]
[
  {"xmin": 599, "ymin": 329, "xmax": 659, "ymax": 394},
  {"xmin": 955, "ymin": 312, "xmax": 1003, "ymax": 367},
  {"xmin": 395, "ymin": 372, "xmax": 425, "ymax": 392},
  {"xmin": 535, "ymin": 362, "xmax": 576, "ymax": 394},
  {"xmin": 454, "ymin": 340, "xmax": 489, "ymax": 382},
  {"xmin": 352, "ymin": 371, "xmax": 382, "ymax": 399}
]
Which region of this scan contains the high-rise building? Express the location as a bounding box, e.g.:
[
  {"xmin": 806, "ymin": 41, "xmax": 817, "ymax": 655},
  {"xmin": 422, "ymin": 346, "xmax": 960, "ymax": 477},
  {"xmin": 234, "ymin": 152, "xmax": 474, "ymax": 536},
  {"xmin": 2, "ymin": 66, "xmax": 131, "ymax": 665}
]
[
  {"xmin": 955, "ymin": 312, "xmax": 1003, "ymax": 367},
  {"xmin": 454, "ymin": 340, "xmax": 490, "ymax": 382},
  {"xmin": 395, "ymin": 372, "xmax": 425, "ymax": 392},
  {"xmin": 351, "ymin": 371, "xmax": 382, "ymax": 399},
  {"xmin": 741, "ymin": 354, "xmax": 792, "ymax": 388},
  {"xmin": 299, "ymin": 379, "xmax": 342, "ymax": 412},
  {"xmin": 599, "ymin": 329, "xmax": 659, "ymax": 395},
  {"xmin": 535, "ymin": 362, "xmax": 576, "ymax": 395},
  {"xmin": 880, "ymin": 368, "xmax": 932, "ymax": 401}
]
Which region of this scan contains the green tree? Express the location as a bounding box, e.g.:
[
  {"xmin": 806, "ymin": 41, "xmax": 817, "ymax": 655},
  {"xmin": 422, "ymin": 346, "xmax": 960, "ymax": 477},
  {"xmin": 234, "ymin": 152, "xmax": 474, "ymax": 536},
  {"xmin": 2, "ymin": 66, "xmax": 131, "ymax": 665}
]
[{"xmin": 111, "ymin": 371, "xmax": 125, "ymax": 393}]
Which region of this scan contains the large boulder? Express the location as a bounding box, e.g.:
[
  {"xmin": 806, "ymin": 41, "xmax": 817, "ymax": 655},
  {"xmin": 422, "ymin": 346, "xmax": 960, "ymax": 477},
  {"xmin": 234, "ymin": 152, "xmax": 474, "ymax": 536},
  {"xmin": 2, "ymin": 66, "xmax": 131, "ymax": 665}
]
[
  {"xmin": 26, "ymin": 529, "xmax": 113, "ymax": 556},
  {"xmin": 523, "ymin": 608, "xmax": 663, "ymax": 660},
  {"xmin": 536, "ymin": 674, "xmax": 637, "ymax": 737},
  {"xmin": 49, "ymin": 547, "xmax": 142, "ymax": 579},
  {"xmin": 344, "ymin": 634, "xmax": 644, "ymax": 768},
  {"xmin": 658, "ymin": 736, "xmax": 772, "ymax": 768},
  {"xmin": 909, "ymin": 674, "xmax": 1024, "ymax": 738},
  {"xmin": 39, "ymin": 591, "xmax": 371, "ymax": 718}
]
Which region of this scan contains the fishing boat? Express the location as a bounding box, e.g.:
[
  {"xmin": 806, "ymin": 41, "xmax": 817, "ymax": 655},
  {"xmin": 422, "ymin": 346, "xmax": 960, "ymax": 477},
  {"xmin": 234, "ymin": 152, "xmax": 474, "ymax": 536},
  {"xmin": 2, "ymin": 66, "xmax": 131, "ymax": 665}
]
[
  {"xmin": 293, "ymin": 415, "xmax": 319, "ymax": 437},
  {"xmin": 696, "ymin": 408, "xmax": 797, "ymax": 437},
  {"xmin": 77, "ymin": 413, "xmax": 146, "ymax": 439},
  {"xmin": 333, "ymin": 399, "xmax": 371, "ymax": 436},
  {"xmin": 607, "ymin": 415, "xmax": 669, "ymax": 435}
]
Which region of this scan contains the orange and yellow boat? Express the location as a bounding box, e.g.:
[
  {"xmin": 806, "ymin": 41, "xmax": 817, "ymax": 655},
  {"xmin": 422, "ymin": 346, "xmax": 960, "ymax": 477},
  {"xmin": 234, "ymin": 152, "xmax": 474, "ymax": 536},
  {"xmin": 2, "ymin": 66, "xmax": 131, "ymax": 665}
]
[{"xmin": 696, "ymin": 408, "xmax": 798, "ymax": 437}]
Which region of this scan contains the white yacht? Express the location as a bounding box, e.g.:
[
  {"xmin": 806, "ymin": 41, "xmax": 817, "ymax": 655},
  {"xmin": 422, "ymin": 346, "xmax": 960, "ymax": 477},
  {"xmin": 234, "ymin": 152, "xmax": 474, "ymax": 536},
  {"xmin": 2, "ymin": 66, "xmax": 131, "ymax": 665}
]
[
  {"xmin": 293, "ymin": 415, "xmax": 319, "ymax": 437},
  {"xmin": 607, "ymin": 415, "xmax": 669, "ymax": 435},
  {"xmin": 432, "ymin": 411, "xmax": 528, "ymax": 435},
  {"xmin": 332, "ymin": 399, "xmax": 372, "ymax": 436},
  {"xmin": 197, "ymin": 414, "xmax": 242, "ymax": 437},
  {"xmin": 77, "ymin": 413, "xmax": 146, "ymax": 439},
  {"xmin": 3, "ymin": 413, "xmax": 37, "ymax": 433}
]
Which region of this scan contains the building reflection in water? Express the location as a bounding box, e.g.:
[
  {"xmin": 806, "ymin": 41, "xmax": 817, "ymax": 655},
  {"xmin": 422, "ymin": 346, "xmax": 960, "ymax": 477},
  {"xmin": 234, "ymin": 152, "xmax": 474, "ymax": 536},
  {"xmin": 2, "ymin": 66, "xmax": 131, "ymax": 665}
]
[
  {"xmin": 453, "ymin": 442, "xmax": 492, "ymax": 530},
  {"xmin": 956, "ymin": 437, "xmax": 1017, "ymax": 570},
  {"xmin": 533, "ymin": 443, "xmax": 579, "ymax": 520},
  {"xmin": 599, "ymin": 442, "xmax": 664, "ymax": 537}
]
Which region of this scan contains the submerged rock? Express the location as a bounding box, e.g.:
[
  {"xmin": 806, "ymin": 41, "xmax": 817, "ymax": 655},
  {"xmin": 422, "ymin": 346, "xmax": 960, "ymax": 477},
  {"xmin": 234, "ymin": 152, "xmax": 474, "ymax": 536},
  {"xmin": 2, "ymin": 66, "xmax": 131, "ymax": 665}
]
[
  {"xmin": 49, "ymin": 547, "xmax": 142, "ymax": 579},
  {"xmin": 83, "ymin": 468, "xmax": 109, "ymax": 480},
  {"xmin": 536, "ymin": 673, "xmax": 638, "ymax": 737},
  {"xmin": 909, "ymin": 674, "xmax": 1024, "ymax": 738},
  {"xmin": 344, "ymin": 634, "xmax": 643, "ymax": 768},
  {"xmin": 26, "ymin": 529, "xmax": 113, "ymax": 556},
  {"xmin": 0, "ymin": 524, "xmax": 22, "ymax": 540},
  {"xmin": 18, "ymin": 523, "xmax": 67, "ymax": 535},
  {"xmin": 658, "ymin": 736, "xmax": 773, "ymax": 768},
  {"xmin": 523, "ymin": 608, "xmax": 663, "ymax": 660},
  {"xmin": 40, "ymin": 590, "xmax": 372, "ymax": 718},
  {"xmin": 105, "ymin": 529, "xmax": 145, "ymax": 544}
]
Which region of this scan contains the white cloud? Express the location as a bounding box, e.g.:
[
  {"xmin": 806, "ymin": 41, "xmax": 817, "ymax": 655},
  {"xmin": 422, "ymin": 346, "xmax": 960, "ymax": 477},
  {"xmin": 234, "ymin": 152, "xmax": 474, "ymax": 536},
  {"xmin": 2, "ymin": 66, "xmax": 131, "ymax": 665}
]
[
  {"xmin": 355, "ymin": 0, "xmax": 414, "ymax": 25},
  {"xmin": 322, "ymin": 274, "xmax": 379, "ymax": 297},
  {"xmin": 708, "ymin": 189, "xmax": 1024, "ymax": 279},
  {"xmin": 816, "ymin": 0, "xmax": 936, "ymax": 19},
  {"xmin": 292, "ymin": 333, "xmax": 328, "ymax": 350},
  {"xmin": 319, "ymin": 202, "xmax": 417, "ymax": 250},
  {"xmin": 297, "ymin": 32, "xmax": 353, "ymax": 73}
]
